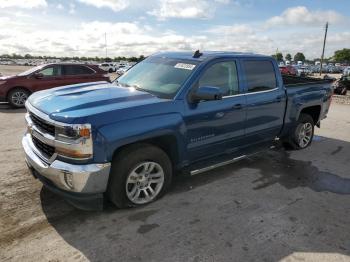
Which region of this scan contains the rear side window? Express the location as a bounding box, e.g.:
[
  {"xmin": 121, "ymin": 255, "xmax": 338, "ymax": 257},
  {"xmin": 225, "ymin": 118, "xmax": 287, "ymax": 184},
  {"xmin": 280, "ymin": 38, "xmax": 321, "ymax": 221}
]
[
  {"xmin": 63, "ymin": 65, "xmax": 94, "ymax": 75},
  {"xmin": 199, "ymin": 61, "xmax": 239, "ymax": 96},
  {"xmin": 243, "ymin": 60, "xmax": 277, "ymax": 93}
]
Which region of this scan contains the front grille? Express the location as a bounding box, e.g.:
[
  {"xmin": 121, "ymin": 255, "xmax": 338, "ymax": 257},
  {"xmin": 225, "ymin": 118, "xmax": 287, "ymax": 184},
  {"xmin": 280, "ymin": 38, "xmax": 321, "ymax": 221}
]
[
  {"xmin": 30, "ymin": 113, "xmax": 55, "ymax": 136},
  {"xmin": 32, "ymin": 136, "xmax": 55, "ymax": 158}
]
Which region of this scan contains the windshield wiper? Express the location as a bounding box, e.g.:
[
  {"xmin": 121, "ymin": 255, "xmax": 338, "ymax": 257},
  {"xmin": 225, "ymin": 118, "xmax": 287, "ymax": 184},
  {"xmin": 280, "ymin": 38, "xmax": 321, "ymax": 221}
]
[{"xmin": 115, "ymin": 81, "xmax": 155, "ymax": 96}]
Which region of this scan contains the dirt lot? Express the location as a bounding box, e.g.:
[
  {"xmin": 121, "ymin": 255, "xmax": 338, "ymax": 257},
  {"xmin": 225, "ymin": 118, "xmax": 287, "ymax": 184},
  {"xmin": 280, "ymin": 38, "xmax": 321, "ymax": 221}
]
[{"xmin": 0, "ymin": 66, "xmax": 350, "ymax": 262}]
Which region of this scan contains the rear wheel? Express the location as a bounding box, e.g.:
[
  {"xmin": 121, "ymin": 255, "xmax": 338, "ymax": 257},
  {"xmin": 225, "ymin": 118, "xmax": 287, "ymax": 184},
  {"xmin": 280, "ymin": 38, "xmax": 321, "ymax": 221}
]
[
  {"xmin": 107, "ymin": 143, "xmax": 172, "ymax": 208},
  {"xmin": 283, "ymin": 113, "xmax": 314, "ymax": 150},
  {"xmin": 8, "ymin": 88, "xmax": 30, "ymax": 108}
]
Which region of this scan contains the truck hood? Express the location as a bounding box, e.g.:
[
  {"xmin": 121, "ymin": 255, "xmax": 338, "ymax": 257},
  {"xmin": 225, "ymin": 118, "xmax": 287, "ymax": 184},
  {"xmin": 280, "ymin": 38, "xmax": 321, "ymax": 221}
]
[{"xmin": 28, "ymin": 81, "xmax": 165, "ymax": 122}]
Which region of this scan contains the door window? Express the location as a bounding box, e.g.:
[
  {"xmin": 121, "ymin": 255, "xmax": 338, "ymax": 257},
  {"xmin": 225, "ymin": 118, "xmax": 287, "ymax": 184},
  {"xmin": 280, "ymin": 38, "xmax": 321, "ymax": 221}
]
[
  {"xmin": 198, "ymin": 61, "xmax": 239, "ymax": 96},
  {"xmin": 242, "ymin": 60, "xmax": 277, "ymax": 93},
  {"xmin": 38, "ymin": 66, "xmax": 61, "ymax": 77}
]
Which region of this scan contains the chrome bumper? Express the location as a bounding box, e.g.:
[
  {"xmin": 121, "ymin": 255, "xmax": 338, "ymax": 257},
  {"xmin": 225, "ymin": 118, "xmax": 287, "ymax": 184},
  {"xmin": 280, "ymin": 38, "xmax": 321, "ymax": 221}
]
[{"xmin": 22, "ymin": 133, "xmax": 111, "ymax": 194}]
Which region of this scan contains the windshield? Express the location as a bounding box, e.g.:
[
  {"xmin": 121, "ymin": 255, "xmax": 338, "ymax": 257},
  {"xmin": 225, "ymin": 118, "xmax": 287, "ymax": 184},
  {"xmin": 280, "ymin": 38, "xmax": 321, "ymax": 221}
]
[
  {"xmin": 115, "ymin": 57, "xmax": 198, "ymax": 99},
  {"xmin": 17, "ymin": 65, "xmax": 44, "ymax": 76}
]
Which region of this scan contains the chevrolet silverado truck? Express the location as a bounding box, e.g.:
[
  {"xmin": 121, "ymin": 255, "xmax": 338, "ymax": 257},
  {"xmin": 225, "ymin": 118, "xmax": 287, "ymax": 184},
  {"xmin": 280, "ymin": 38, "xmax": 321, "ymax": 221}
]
[{"xmin": 22, "ymin": 51, "xmax": 333, "ymax": 210}]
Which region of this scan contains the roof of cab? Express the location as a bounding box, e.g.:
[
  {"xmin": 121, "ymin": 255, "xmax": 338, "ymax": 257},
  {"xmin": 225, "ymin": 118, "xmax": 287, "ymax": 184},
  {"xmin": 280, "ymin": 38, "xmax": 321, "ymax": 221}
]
[{"xmin": 152, "ymin": 51, "xmax": 269, "ymax": 62}]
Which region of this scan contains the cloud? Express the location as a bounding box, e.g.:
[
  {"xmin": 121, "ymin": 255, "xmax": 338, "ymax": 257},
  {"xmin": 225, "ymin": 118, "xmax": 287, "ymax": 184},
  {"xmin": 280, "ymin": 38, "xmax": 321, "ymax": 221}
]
[
  {"xmin": 0, "ymin": 4, "xmax": 348, "ymax": 59},
  {"xmin": 56, "ymin": 3, "xmax": 64, "ymax": 10},
  {"xmin": 214, "ymin": 0, "xmax": 230, "ymax": 4},
  {"xmin": 206, "ymin": 24, "xmax": 255, "ymax": 35},
  {"xmin": 148, "ymin": 0, "xmax": 228, "ymax": 20},
  {"xmin": 0, "ymin": 0, "xmax": 47, "ymax": 9},
  {"xmin": 69, "ymin": 3, "xmax": 76, "ymax": 14},
  {"xmin": 77, "ymin": 0, "xmax": 129, "ymax": 12},
  {"xmin": 266, "ymin": 6, "xmax": 346, "ymax": 27}
]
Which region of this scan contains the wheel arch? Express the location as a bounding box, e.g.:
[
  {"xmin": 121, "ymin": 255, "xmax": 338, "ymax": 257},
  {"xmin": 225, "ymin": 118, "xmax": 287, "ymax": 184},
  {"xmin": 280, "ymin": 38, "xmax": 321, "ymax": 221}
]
[
  {"xmin": 299, "ymin": 105, "xmax": 321, "ymax": 125},
  {"xmin": 111, "ymin": 134, "xmax": 182, "ymax": 170}
]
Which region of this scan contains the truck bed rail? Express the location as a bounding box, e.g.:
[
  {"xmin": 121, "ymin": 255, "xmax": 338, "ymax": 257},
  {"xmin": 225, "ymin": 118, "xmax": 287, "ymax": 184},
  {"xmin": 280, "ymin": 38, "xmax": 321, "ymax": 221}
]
[{"xmin": 283, "ymin": 75, "xmax": 334, "ymax": 87}]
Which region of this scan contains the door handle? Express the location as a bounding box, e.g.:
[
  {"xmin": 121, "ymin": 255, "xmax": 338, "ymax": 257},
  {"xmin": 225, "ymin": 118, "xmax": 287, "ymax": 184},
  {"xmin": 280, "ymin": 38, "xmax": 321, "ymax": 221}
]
[{"xmin": 232, "ymin": 104, "xmax": 243, "ymax": 110}]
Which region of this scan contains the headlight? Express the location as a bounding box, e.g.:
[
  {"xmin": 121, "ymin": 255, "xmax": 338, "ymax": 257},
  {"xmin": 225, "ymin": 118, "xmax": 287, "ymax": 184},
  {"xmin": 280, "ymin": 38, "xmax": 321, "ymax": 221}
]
[
  {"xmin": 0, "ymin": 81, "xmax": 7, "ymax": 85},
  {"xmin": 55, "ymin": 124, "xmax": 93, "ymax": 160}
]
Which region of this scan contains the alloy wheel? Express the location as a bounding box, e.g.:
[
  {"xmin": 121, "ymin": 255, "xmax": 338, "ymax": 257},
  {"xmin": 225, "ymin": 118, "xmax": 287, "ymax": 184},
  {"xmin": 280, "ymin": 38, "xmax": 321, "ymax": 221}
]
[
  {"xmin": 126, "ymin": 161, "xmax": 165, "ymax": 204},
  {"xmin": 11, "ymin": 91, "xmax": 28, "ymax": 106},
  {"xmin": 297, "ymin": 122, "xmax": 313, "ymax": 148}
]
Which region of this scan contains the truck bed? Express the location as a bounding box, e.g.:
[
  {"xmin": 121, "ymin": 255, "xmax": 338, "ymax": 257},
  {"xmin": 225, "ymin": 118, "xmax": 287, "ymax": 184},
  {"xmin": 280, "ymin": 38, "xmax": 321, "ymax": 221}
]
[{"xmin": 282, "ymin": 75, "xmax": 334, "ymax": 87}]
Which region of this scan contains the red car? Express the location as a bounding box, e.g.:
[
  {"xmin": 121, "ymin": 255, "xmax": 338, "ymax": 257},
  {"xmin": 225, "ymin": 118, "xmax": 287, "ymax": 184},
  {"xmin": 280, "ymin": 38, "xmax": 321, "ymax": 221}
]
[
  {"xmin": 279, "ymin": 65, "xmax": 297, "ymax": 76},
  {"xmin": 0, "ymin": 63, "xmax": 110, "ymax": 107}
]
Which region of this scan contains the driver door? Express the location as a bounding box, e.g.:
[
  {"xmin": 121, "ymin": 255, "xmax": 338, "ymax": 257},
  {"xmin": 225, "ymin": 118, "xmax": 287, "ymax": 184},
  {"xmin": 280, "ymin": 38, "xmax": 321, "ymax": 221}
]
[{"xmin": 183, "ymin": 59, "xmax": 246, "ymax": 162}]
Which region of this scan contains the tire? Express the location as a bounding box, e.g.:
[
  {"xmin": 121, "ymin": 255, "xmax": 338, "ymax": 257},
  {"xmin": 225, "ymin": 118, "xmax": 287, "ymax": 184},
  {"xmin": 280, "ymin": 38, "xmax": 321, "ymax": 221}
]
[
  {"xmin": 107, "ymin": 143, "xmax": 172, "ymax": 208},
  {"xmin": 108, "ymin": 68, "xmax": 113, "ymax": 73},
  {"xmin": 8, "ymin": 88, "xmax": 30, "ymax": 108},
  {"xmin": 283, "ymin": 113, "xmax": 314, "ymax": 150}
]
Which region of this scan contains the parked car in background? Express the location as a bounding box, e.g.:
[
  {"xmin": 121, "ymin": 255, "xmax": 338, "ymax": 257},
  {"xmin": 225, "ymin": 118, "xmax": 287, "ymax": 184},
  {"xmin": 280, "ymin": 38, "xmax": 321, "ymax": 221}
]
[
  {"xmin": 344, "ymin": 67, "xmax": 350, "ymax": 76},
  {"xmin": 295, "ymin": 66, "xmax": 312, "ymax": 76},
  {"xmin": 0, "ymin": 63, "xmax": 110, "ymax": 107},
  {"xmin": 22, "ymin": 51, "xmax": 333, "ymax": 210},
  {"xmin": 334, "ymin": 75, "xmax": 350, "ymax": 95},
  {"xmin": 99, "ymin": 63, "xmax": 117, "ymax": 73},
  {"xmin": 116, "ymin": 65, "xmax": 131, "ymax": 75},
  {"xmin": 279, "ymin": 65, "xmax": 297, "ymax": 75}
]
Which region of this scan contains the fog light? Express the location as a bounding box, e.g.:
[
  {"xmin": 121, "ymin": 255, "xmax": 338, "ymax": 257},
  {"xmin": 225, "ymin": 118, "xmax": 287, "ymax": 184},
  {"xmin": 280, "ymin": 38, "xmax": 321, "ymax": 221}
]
[{"xmin": 63, "ymin": 171, "xmax": 74, "ymax": 189}]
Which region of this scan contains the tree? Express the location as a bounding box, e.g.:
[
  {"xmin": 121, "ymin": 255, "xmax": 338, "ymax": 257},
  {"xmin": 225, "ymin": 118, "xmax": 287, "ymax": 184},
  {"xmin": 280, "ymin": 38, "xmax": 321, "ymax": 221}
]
[
  {"xmin": 294, "ymin": 52, "xmax": 305, "ymax": 62},
  {"xmin": 271, "ymin": 52, "xmax": 283, "ymax": 61},
  {"xmin": 285, "ymin": 53, "xmax": 292, "ymax": 61},
  {"xmin": 129, "ymin": 56, "xmax": 139, "ymax": 62},
  {"xmin": 138, "ymin": 55, "xmax": 145, "ymax": 62},
  {"xmin": 333, "ymin": 48, "xmax": 350, "ymax": 63}
]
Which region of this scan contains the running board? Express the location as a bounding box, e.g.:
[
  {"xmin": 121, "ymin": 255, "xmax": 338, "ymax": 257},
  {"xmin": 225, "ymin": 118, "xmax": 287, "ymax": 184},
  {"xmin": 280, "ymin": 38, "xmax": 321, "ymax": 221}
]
[{"xmin": 190, "ymin": 155, "xmax": 247, "ymax": 176}]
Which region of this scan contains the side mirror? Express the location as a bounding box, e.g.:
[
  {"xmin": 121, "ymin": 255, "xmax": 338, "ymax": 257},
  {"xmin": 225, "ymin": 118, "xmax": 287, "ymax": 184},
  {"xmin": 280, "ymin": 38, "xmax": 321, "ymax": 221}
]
[
  {"xmin": 33, "ymin": 72, "xmax": 44, "ymax": 79},
  {"xmin": 190, "ymin": 86, "xmax": 223, "ymax": 103}
]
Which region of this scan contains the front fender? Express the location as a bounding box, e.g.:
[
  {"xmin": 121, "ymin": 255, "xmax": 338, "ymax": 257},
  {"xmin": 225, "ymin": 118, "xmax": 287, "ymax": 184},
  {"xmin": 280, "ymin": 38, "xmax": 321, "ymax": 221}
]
[{"xmin": 96, "ymin": 113, "xmax": 186, "ymax": 163}]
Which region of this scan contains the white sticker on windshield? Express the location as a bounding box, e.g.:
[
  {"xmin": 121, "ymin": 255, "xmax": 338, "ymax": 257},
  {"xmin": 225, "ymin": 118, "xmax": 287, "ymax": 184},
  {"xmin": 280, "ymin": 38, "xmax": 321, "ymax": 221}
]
[{"xmin": 174, "ymin": 63, "xmax": 196, "ymax": 70}]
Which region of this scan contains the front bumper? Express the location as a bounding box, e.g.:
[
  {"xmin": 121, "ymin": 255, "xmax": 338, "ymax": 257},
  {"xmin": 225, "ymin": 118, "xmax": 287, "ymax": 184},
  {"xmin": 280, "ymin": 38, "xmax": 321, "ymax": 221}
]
[{"xmin": 22, "ymin": 133, "xmax": 111, "ymax": 210}]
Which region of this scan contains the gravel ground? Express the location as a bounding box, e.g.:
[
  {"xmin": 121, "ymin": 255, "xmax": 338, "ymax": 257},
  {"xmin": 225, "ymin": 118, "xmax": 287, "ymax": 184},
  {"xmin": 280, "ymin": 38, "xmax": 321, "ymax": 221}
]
[
  {"xmin": 0, "ymin": 104, "xmax": 349, "ymax": 262},
  {"xmin": 0, "ymin": 66, "xmax": 350, "ymax": 262}
]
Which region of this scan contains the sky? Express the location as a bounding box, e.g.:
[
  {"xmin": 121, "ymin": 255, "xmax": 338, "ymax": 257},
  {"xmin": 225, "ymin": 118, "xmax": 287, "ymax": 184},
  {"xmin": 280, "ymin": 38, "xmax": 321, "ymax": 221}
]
[{"xmin": 0, "ymin": 0, "xmax": 349, "ymax": 59}]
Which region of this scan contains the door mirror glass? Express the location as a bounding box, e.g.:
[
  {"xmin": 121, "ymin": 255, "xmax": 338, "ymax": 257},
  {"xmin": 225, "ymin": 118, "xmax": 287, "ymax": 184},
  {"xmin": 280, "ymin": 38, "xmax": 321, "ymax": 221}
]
[{"xmin": 190, "ymin": 86, "xmax": 222, "ymax": 103}]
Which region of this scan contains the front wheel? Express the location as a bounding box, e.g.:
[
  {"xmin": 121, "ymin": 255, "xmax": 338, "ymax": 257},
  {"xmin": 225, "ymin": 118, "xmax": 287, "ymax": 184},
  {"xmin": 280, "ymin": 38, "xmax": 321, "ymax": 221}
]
[
  {"xmin": 107, "ymin": 143, "xmax": 172, "ymax": 208},
  {"xmin": 8, "ymin": 88, "xmax": 30, "ymax": 108},
  {"xmin": 283, "ymin": 113, "xmax": 314, "ymax": 150}
]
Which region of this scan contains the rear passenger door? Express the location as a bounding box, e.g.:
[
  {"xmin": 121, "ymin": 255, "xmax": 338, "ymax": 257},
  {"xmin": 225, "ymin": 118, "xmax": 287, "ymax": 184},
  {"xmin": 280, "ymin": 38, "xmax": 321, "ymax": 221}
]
[
  {"xmin": 62, "ymin": 65, "xmax": 96, "ymax": 85},
  {"xmin": 242, "ymin": 59, "xmax": 286, "ymax": 143}
]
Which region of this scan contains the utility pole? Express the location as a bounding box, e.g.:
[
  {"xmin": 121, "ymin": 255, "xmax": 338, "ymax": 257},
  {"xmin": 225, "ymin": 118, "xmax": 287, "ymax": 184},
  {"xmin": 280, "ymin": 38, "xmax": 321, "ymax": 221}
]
[
  {"xmin": 319, "ymin": 22, "xmax": 328, "ymax": 76},
  {"xmin": 105, "ymin": 32, "xmax": 108, "ymax": 60}
]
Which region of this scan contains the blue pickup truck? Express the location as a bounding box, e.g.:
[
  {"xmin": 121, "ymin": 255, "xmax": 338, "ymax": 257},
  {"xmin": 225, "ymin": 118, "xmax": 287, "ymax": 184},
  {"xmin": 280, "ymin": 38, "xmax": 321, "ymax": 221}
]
[{"xmin": 22, "ymin": 51, "xmax": 333, "ymax": 210}]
